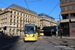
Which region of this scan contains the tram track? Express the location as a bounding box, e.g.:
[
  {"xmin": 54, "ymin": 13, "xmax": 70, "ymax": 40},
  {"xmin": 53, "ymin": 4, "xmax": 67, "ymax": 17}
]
[
  {"xmin": 24, "ymin": 42, "xmax": 35, "ymax": 50},
  {"xmin": 0, "ymin": 36, "xmax": 69, "ymax": 50},
  {"xmin": 43, "ymin": 36, "xmax": 65, "ymax": 50},
  {"xmin": 7, "ymin": 37, "xmax": 42, "ymax": 50},
  {"xmin": 10, "ymin": 40, "xmax": 35, "ymax": 50},
  {"xmin": 33, "ymin": 38, "xmax": 41, "ymax": 50},
  {"xmin": 25, "ymin": 37, "xmax": 41, "ymax": 50}
]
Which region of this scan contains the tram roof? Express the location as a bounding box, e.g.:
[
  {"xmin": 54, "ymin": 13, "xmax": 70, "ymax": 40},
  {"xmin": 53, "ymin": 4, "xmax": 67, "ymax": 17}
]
[{"xmin": 25, "ymin": 23, "xmax": 37, "ymax": 26}]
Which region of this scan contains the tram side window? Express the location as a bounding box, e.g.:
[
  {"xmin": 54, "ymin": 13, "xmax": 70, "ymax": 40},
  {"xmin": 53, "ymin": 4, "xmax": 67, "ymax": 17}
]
[{"xmin": 35, "ymin": 26, "xmax": 37, "ymax": 32}]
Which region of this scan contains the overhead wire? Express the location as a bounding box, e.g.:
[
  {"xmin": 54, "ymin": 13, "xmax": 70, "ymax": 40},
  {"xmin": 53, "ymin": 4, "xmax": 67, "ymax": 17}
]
[
  {"xmin": 24, "ymin": 0, "xmax": 29, "ymax": 9},
  {"xmin": 0, "ymin": 2, "xmax": 9, "ymax": 6},
  {"xmin": 26, "ymin": 0, "xmax": 42, "ymax": 2},
  {"xmin": 48, "ymin": 2, "xmax": 60, "ymax": 15}
]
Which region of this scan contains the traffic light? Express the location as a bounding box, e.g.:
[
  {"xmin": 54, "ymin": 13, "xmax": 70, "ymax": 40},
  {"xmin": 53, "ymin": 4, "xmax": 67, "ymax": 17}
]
[{"xmin": 4, "ymin": 26, "xmax": 7, "ymax": 30}]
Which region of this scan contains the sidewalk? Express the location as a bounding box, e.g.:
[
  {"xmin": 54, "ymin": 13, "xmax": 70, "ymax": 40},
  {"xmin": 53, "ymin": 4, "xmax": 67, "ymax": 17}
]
[
  {"xmin": 57, "ymin": 36, "xmax": 75, "ymax": 40},
  {"xmin": 0, "ymin": 35, "xmax": 21, "ymax": 39}
]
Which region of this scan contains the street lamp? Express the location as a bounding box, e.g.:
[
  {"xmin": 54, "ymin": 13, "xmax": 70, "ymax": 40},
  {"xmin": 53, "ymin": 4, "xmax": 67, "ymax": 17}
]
[{"xmin": 57, "ymin": 14, "xmax": 62, "ymax": 38}]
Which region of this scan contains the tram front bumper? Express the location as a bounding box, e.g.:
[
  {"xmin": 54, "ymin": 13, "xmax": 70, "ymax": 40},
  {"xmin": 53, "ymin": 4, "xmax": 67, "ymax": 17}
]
[{"xmin": 24, "ymin": 37, "xmax": 37, "ymax": 41}]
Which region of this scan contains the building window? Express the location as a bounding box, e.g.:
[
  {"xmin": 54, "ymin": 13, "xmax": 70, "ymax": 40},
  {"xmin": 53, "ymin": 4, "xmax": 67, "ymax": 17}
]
[
  {"xmin": 11, "ymin": 11, "xmax": 12, "ymax": 13},
  {"xmin": 72, "ymin": 23, "xmax": 75, "ymax": 27},
  {"xmin": 61, "ymin": 0, "xmax": 63, "ymax": 4},
  {"xmin": 17, "ymin": 25, "xmax": 18, "ymax": 27},
  {"xmin": 17, "ymin": 12, "xmax": 19, "ymax": 15},
  {"xmin": 66, "ymin": 16, "xmax": 69, "ymax": 19},
  {"xmin": 62, "ymin": 7, "xmax": 64, "ymax": 11},
  {"xmin": 28, "ymin": 16, "xmax": 29, "ymax": 18},
  {"xmin": 14, "ymin": 16, "xmax": 15, "ymax": 18},
  {"xmin": 69, "ymin": 0, "xmax": 72, "ymax": 2},
  {"xmin": 65, "ymin": 7, "xmax": 68, "ymax": 11},
  {"xmin": 20, "ymin": 29, "xmax": 21, "ymax": 35},
  {"xmin": 20, "ymin": 17, "xmax": 22, "ymax": 20},
  {"xmin": 23, "ymin": 22, "xmax": 24, "ymax": 24},
  {"xmin": 14, "ymin": 12, "xmax": 16, "ymax": 14},
  {"xmin": 23, "ymin": 18, "xmax": 24, "ymax": 20},
  {"xmin": 70, "ymin": 6, "xmax": 72, "ymax": 10},
  {"xmin": 17, "ymin": 29, "xmax": 18, "ymax": 35},
  {"xmin": 20, "ymin": 25, "xmax": 21, "ymax": 27},
  {"xmin": 20, "ymin": 21, "xmax": 21, "ymax": 24},
  {"xmin": 17, "ymin": 20, "xmax": 18, "ymax": 23},
  {"xmin": 10, "ymin": 23, "xmax": 11, "ymax": 25},
  {"xmin": 74, "ymin": 5, "xmax": 75, "ymax": 9},
  {"xmin": 71, "ymin": 15, "xmax": 73, "ymax": 18},
  {"xmin": 10, "ymin": 29, "xmax": 12, "ymax": 35},
  {"xmin": 65, "ymin": 0, "xmax": 67, "ymax": 3},
  {"xmin": 26, "ymin": 15, "xmax": 27, "ymax": 17},
  {"xmin": 73, "ymin": 0, "xmax": 75, "ymax": 1},
  {"xmin": 21, "ymin": 13, "xmax": 22, "ymax": 16},
  {"xmin": 17, "ymin": 17, "xmax": 19, "ymax": 19},
  {"xmin": 26, "ymin": 19, "xmax": 27, "ymax": 21},
  {"xmin": 23, "ymin": 14, "xmax": 25, "ymax": 16},
  {"xmin": 14, "ymin": 20, "xmax": 15, "ymax": 23},
  {"xmin": 10, "ymin": 15, "xmax": 12, "ymax": 18},
  {"xmin": 13, "ymin": 29, "xmax": 15, "ymax": 35},
  {"xmin": 10, "ymin": 19, "xmax": 12, "ymax": 22}
]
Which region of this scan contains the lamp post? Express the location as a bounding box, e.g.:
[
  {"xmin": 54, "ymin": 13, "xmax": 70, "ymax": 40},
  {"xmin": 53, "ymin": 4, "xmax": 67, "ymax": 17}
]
[{"xmin": 57, "ymin": 14, "xmax": 62, "ymax": 38}]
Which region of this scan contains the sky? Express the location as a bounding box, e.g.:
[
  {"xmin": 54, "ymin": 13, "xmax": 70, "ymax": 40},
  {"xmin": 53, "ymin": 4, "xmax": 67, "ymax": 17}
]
[{"xmin": 0, "ymin": 0, "xmax": 62, "ymax": 20}]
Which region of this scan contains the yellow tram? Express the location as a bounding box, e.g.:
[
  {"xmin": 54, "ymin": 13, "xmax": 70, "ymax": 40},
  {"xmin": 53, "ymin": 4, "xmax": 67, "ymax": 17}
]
[
  {"xmin": 40, "ymin": 30, "xmax": 44, "ymax": 36},
  {"xmin": 24, "ymin": 23, "xmax": 38, "ymax": 42}
]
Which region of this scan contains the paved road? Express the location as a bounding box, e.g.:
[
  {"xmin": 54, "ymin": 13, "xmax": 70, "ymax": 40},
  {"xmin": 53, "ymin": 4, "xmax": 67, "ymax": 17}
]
[{"xmin": 0, "ymin": 36, "xmax": 75, "ymax": 50}]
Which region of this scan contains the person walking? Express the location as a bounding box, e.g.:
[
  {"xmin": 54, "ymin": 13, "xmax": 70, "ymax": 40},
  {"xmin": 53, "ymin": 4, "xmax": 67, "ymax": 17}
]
[{"xmin": 56, "ymin": 31, "xmax": 58, "ymax": 37}]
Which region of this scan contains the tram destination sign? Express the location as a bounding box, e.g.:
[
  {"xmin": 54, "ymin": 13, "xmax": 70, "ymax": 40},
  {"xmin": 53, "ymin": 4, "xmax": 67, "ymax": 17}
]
[{"xmin": 25, "ymin": 24, "xmax": 35, "ymax": 26}]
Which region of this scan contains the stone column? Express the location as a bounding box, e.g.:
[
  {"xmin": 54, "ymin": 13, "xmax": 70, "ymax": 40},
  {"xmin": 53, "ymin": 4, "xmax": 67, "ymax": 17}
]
[{"xmin": 68, "ymin": 13, "xmax": 72, "ymax": 37}]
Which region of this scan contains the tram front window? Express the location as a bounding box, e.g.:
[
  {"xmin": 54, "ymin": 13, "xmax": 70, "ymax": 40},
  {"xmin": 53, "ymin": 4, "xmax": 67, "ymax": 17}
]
[
  {"xmin": 25, "ymin": 26, "xmax": 35, "ymax": 34},
  {"xmin": 40, "ymin": 31, "xmax": 44, "ymax": 33}
]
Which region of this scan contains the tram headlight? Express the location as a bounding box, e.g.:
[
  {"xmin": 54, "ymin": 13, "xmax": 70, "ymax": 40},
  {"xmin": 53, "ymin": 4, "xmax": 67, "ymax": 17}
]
[{"xmin": 33, "ymin": 35, "xmax": 35, "ymax": 37}]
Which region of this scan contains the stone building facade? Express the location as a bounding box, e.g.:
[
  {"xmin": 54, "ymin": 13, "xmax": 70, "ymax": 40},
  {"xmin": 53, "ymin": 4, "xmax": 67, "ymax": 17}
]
[
  {"xmin": 0, "ymin": 4, "xmax": 40, "ymax": 36},
  {"xmin": 38, "ymin": 13, "xmax": 57, "ymax": 29},
  {"xmin": 60, "ymin": 0, "xmax": 75, "ymax": 36}
]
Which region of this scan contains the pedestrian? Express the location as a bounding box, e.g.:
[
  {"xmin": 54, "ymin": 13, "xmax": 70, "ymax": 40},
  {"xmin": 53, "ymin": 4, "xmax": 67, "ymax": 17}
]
[{"xmin": 56, "ymin": 31, "xmax": 58, "ymax": 37}]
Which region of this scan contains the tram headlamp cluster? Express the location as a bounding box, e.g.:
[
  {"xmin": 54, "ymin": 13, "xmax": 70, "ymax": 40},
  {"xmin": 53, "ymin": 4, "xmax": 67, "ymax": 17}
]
[
  {"xmin": 33, "ymin": 35, "xmax": 35, "ymax": 37},
  {"xmin": 25, "ymin": 35, "xmax": 27, "ymax": 37}
]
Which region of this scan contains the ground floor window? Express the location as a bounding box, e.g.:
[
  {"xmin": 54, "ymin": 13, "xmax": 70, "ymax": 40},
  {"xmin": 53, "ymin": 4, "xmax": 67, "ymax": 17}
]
[
  {"xmin": 17, "ymin": 29, "xmax": 18, "ymax": 35},
  {"xmin": 10, "ymin": 29, "xmax": 12, "ymax": 35},
  {"xmin": 20, "ymin": 29, "xmax": 21, "ymax": 35},
  {"xmin": 13, "ymin": 29, "xmax": 15, "ymax": 35},
  {"xmin": 72, "ymin": 22, "xmax": 75, "ymax": 27}
]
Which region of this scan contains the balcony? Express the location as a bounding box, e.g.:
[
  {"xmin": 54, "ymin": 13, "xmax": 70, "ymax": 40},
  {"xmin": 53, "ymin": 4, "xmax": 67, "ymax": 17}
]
[
  {"xmin": 71, "ymin": 18, "xmax": 75, "ymax": 22},
  {"xmin": 60, "ymin": 1, "xmax": 75, "ymax": 7},
  {"xmin": 61, "ymin": 19, "xmax": 69, "ymax": 23},
  {"xmin": 61, "ymin": 10, "xmax": 75, "ymax": 14}
]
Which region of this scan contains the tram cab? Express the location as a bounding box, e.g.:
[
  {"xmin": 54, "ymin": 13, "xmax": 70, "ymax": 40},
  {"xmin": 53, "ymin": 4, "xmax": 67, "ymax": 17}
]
[
  {"xmin": 40, "ymin": 30, "xmax": 44, "ymax": 36},
  {"xmin": 24, "ymin": 23, "xmax": 38, "ymax": 42}
]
